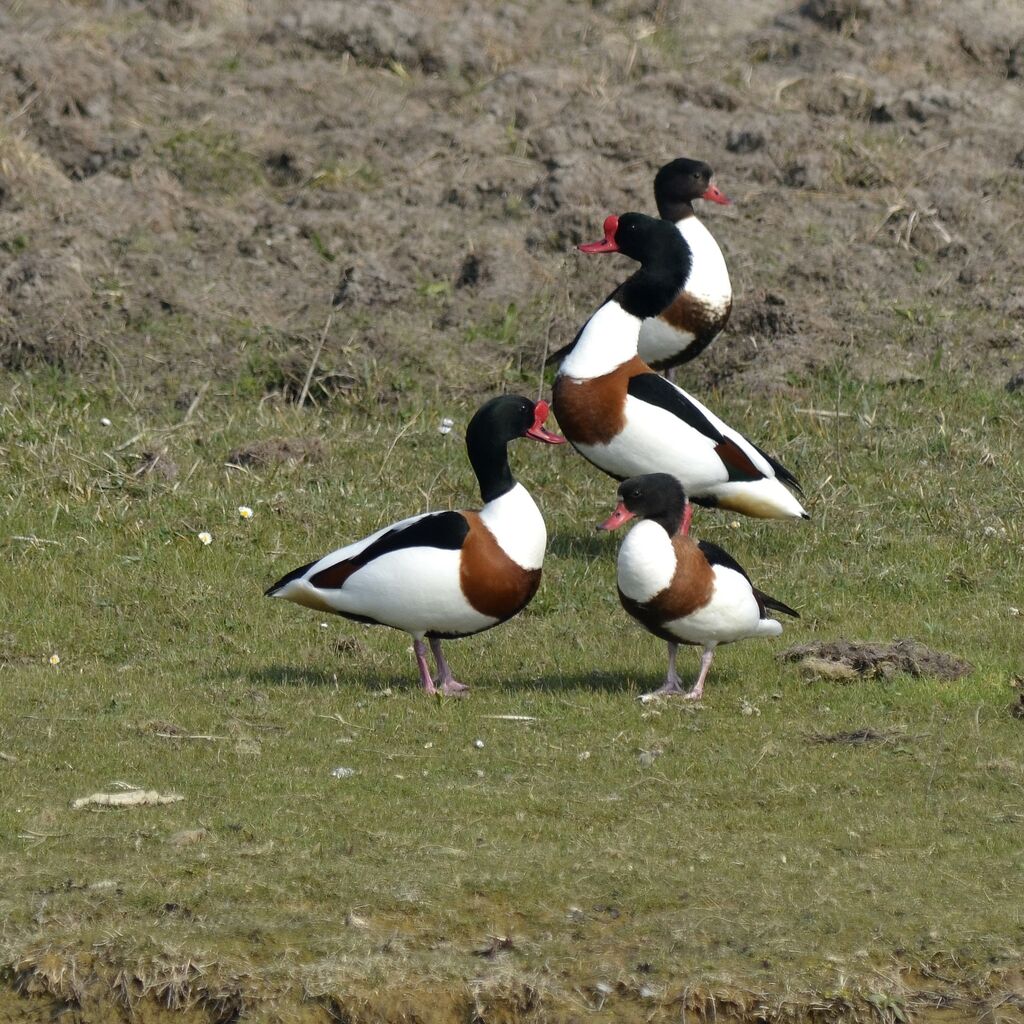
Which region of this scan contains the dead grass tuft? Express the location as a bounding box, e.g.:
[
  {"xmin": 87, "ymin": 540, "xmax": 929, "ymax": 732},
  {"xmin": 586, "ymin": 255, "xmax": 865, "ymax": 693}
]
[
  {"xmin": 226, "ymin": 437, "xmax": 326, "ymax": 468},
  {"xmin": 781, "ymin": 639, "xmax": 972, "ymax": 681}
]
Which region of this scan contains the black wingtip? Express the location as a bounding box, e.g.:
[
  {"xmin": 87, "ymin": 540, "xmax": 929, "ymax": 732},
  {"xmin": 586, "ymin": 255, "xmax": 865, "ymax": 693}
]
[
  {"xmin": 265, "ymin": 558, "xmax": 317, "ymax": 598},
  {"xmin": 801, "ymin": 511, "xmax": 811, "ymax": 521},
  {"xmin": 545, "ymin": 341, "xmax": 574, "ymax": 366}
]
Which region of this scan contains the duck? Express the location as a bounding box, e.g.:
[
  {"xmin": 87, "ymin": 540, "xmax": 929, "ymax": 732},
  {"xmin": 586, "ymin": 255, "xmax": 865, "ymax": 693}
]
[
  {"xmin": 637, "ymin": 157, "xmax": 732, "ymax": 375},
  {"xmin": 546, "ymin": 157, "xmax": 731, "ymax": 377},
  {"xmin": 598, "ymin": 473, "xmax": 799, "ymax": 701},
  {"xmin": 265, "ymin": 395, "xmax": 565, "ymax": 696},
  {"xmin": 551, "ymin": 212, "xmax": 808, "ymax": 520}
]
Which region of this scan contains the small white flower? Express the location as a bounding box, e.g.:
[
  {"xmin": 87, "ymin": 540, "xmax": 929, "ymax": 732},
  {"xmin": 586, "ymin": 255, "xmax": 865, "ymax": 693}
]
[
  {"xmin": 99, "ymin": 417, "xmax": 112, "ymax": 427},
  {"xmin": 198, "ymin": 531, "xmax": 213, "ymax": 546},
  {"xmin": 49, "ymin": 653, "xmax": 61, "ymax": 667},
  {"xmin": 238, "ymin": 506, "xmax": 254, "ymax": 519},
  {"xmin": 439, "ymin": 417, "xmax": 454, "ymax": 435}
]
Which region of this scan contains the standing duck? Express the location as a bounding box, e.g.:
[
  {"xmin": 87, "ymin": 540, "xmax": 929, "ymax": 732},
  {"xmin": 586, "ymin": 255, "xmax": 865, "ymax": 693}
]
[
  {"xmin": 599, "ymin": 474, "xmax": 799, "ymax": 701},
  {"xmin": 552, "ymin": 212, "xmax": 808, "ymax": 520},
  {"xmin": 265, "ymin": 396, "xmax": 565, "ymax": 696},
  {"xmin": 637, "ymin": 158, "xmax": 732, "ymax": 374},
  {"xmin": 546, "ymin": 157, "xmax": 731, "ymax": 376}
]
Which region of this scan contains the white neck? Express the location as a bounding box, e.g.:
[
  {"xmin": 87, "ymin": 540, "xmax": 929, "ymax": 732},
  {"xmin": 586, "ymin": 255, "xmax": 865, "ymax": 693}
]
[
  {"xmin": 676, "ymin": 216, "xmax": 731, "ymax": 308},
  {"xmin": 479, "ymin": 483, "xmax": 546, "ymax": 571},
  {"xmin": 558, "ymin": 301, "xmax": 641, "ymax": 381}
]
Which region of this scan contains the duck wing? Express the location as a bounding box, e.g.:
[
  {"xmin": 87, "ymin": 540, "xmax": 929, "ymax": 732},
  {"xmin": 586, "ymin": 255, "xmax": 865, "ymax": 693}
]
[
  {"xmin": 697, "ymin": 540, "xmax": 799, "ymax": 619},
  {"xmin": 266, "ymin": 511, "xmax": 470, "ymax": 595},
  {"xmin": 627, "ymin": 374, "xmax": 780, "ymax": 485}
]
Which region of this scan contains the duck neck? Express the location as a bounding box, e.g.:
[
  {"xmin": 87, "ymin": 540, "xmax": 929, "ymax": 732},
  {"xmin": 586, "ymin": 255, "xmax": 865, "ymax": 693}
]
[
  {"xmin": 657, "ymin": 197, "xmax": 695, "ymax": 223},
  {"xmin": 559, "ymin": 233, "xmax": 690, "ymax": 380},
  {"xmin": 615, "ymin": 235, "xmax": 691, "ymax": 319},
  {"xmin": 467, "ymin": 432, "xmax": 516, "ymax": 504},
  {"xmin": 646, "ymin": 502, "xmax": 685, "ymax": 539}
]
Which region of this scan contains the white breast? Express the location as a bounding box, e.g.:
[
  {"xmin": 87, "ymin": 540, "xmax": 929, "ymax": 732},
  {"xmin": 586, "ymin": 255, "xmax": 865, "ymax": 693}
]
[
  {"xmin": 617, "ymin": 520, "xmax": 675, "ymax": 603},
  {"xmin": 479, "ymin": 483, "xmax": 547, "ymax": 571},
  {"xmin": 677, "ymin": 216, "xmax": 731, "ymax": 311},
  {"xmin": 664, "ymin": 565, "xmax": 762, "ymax": 645},
  {"xmin": 558, "ymin": 301, "xmax": 641, "ymax": 381}
]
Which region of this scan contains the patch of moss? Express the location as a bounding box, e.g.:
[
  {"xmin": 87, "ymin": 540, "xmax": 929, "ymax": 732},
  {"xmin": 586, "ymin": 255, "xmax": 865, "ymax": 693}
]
[{"xmin": 158, "ymin": 126, "xmax": 265, "ymax": 195}]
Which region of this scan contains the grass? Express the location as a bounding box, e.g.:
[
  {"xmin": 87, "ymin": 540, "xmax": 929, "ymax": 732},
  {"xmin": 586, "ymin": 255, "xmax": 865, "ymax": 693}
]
[{"xmin": 1, "ymin": 369, "xmax": 1023, "ymax": 1021}]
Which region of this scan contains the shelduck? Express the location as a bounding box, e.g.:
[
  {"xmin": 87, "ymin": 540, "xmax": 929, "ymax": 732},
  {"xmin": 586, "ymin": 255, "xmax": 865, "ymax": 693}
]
[
  {"xmin": 637, "ymin": 157, "xmax": 732, "ymax": 373},
  {"xmin": 547, "ymin": 157, "xmax": 731, "ymax": 376},
  {"xmin": 551, "ymin": 212, "xmax": 808, "ymax": 520},
  {"xmin": 265, "ymin": 396, "xmax": 565, "ymax": 696},
  {"xmin": 598, "ymin": 474, "xmax": 799, "ymax": 701}
]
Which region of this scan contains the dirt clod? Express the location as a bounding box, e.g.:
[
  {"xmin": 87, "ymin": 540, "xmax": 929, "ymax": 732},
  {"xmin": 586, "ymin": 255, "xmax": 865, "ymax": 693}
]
[
  {"xmin": 726, "ymin": 129, "xmax": 765, "ymax": 154},
  {"xmin": 781, "ymin": 639, "xmax": 972, "ymax": 681},
  {"xmin": 226, "ymin": 437, "xmax": 325, "ymax": 468}
]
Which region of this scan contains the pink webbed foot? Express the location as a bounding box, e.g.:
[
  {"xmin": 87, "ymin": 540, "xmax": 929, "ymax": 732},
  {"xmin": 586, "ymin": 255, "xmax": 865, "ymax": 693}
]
[
  {"xmin": 429, "ymin": 638, "xmax": 470, "ymax": 698},
  {"xmin": 639, "ymin": 642, "xmax": 712, "ymax": 702},
  {"xmin": 413, "ymin": 638, "xmax": 438, "ymax": 694},
  {"xmin": 639, "ymin": 678, "xmax": 691, "ymax": 702}
]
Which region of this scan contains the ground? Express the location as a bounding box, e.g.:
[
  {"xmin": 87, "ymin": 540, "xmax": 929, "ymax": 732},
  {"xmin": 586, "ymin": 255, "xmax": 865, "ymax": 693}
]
[{"xmin": 1, "ymin": 0, "xmax": 1023, "ymax": 1021}]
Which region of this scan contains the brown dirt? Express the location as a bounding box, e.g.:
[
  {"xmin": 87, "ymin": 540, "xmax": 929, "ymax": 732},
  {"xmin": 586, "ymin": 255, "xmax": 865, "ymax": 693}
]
[
  {"xmin": 1, "ymin": 0, "xmax": 1023, "ymax": 399},
  {"xmin": 225, "ymin": 437, "xmax": 325, "ymax": 467},
  {"xmin": 781, "ymin": 637, "xmax": 974, "ymax": 679}
]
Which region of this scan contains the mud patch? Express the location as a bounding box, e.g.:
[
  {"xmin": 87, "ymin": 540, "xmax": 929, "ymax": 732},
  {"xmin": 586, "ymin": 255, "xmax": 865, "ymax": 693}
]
[
  {"xmin": 226, "ymin": 437, "xmax": 325, "ymax": 468},
  {"xmin": 781, "ymin": 639, "xmax": 972, "ymax": 681},
  {"xmin": 2, "ymin": 0, "xmax": 1023, "ymax": 397}
]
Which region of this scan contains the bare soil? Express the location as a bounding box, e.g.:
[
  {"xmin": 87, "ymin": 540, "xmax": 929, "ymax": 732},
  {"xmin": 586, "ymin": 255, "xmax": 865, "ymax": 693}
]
[
  {"xmin": 782, "ymin": 637, "xmax": 974, "ymax": 679},
  {"xmin": 1, "ymin": 0, "xmax": 1023, "ymax": 400}
]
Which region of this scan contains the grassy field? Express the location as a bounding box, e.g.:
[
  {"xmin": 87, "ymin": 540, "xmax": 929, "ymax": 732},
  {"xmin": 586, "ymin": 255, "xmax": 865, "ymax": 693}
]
[{"xmin": 1, "ymin": 369, "xmax": 1023, "ymax": 1022}]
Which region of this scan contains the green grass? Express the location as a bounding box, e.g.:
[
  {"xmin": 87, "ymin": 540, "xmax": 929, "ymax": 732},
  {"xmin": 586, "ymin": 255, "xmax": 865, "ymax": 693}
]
[{"xmin": 1, "ymin": 371, "xmax": 1023, "ymax": 1020}]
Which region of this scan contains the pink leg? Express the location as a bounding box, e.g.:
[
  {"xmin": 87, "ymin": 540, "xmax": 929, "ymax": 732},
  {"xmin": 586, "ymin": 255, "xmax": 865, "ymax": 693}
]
[
  {"xmin": 640, "ymin": 643, "xmax": 690, "ymax": 700},
  {"xmin": 683, "ymin": 647, "xmax": 716, "ymax": 701},
  {"xmin": 413, "ymin": 638, "xmax": 437, "ymax": 695},
  {"xmin": 429, "ymin": 638, "xmax": 470, "ymax": 697},
  {"xmin": 680, "ymin": 500, "xmax": 693, "ymax": 537}
]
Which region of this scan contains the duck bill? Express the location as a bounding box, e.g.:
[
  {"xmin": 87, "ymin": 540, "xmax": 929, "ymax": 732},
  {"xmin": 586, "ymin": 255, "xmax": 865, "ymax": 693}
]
[
  {"xmin": 578, "ymin": 237, "xmax": 619, "ymax": 254},
  {"xmin": 597, "ymin": 502, "xmax": 635, "ymax": 531},
  {"xmin": 702, "ymin": 184, "xmax": 731, "ymax": 205},
  {"xmin": 578, "ymin": 214, "xmax": 620, "ymax": 254},
  {"xmin": 526, "ymin": 400, "xmax": 566, "ymax": 444}
]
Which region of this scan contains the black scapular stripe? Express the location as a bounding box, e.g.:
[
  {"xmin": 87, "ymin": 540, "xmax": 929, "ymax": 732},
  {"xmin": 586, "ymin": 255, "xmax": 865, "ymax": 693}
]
[
  {"xmin": 310, "ymin": 511, "xmax": 470, "ymax": 589},
  {"xmin": 750, "ymin": 439, "xmax": 803, "ymax": 495},
  {"xmin": 265, "ymin": 558, "xmax": 318, "ymax": 596},
  {"xmin": 626, "ymin": 373, "xmax": 725, "ymax": 443},
  {"xmin": 697, "ymin": 540, "xmax": 751, "ymax": 582}
]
